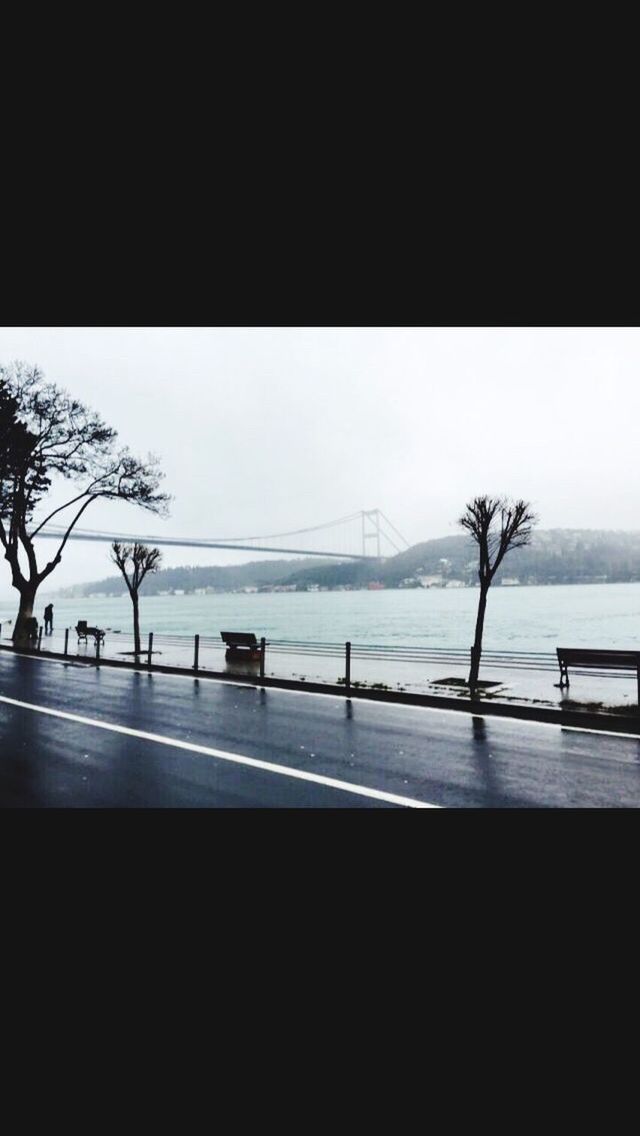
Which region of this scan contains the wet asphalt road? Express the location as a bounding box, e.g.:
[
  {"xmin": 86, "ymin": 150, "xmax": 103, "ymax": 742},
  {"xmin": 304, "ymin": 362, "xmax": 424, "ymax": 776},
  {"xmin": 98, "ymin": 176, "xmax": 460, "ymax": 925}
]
[{"xmin": 1, "ymin": 652, "xmax": 640, "ymax": 807}]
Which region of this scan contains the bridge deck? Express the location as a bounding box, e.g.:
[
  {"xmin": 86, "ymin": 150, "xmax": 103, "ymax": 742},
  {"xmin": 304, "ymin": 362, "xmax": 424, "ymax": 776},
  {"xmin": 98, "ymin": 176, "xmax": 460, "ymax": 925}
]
[{"xmin": 36, "ymin": 531, "xmax": 376, "ymax": 559}]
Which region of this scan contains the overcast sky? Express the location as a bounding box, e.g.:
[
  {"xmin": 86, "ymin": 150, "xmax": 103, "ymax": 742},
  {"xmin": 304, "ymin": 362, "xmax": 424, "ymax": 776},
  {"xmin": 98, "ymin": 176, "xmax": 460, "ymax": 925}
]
[{"xmin": 0, "ymin": 326, "xmax": 638, "ymax": 598}]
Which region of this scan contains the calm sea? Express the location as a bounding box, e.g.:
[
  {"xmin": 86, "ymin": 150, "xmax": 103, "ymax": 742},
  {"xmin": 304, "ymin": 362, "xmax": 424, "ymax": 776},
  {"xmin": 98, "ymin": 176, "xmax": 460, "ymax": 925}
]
[{"xmin": 2, "ymin": 583, "xmax": 640, "ymax": 651}]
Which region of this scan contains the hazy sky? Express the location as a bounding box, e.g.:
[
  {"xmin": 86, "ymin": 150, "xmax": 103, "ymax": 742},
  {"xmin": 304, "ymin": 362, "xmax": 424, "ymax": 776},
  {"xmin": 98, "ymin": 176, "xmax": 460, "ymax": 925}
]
[{"xmin": 0, "ymin": 326, "xmax": 638, "ymax": 599}]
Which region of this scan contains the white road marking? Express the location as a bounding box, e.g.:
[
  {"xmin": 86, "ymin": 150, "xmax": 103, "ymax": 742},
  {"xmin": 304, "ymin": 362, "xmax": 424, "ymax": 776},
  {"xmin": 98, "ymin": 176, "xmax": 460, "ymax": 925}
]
[
  {"xmin": 2, "ymin": 647, "xmax": 640, "ymax": 741},
  {"xmin": 0, "ymin": 692, "xmax": 438, "ymax": 809}
]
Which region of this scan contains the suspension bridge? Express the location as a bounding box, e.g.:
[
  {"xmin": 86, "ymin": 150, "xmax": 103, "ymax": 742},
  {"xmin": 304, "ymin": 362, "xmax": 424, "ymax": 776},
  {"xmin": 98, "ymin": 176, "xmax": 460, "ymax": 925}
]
[{"xmin": 36, "ymin": 509, "xmax": 411, "ymax": 561}]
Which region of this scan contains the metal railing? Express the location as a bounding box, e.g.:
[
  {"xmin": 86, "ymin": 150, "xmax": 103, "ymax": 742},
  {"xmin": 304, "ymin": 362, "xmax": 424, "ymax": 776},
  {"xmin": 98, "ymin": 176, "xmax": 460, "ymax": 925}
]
[{"xmin": 2, "ymin": 622, "xmax": 637, "ymax": 689}]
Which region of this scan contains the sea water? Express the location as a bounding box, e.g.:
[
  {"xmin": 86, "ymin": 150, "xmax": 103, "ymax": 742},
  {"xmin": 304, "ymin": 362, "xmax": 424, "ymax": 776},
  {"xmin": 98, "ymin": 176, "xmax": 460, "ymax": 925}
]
[{"xmin": 2, "ymin": 582, "xmax": 640, "ymax": 651}]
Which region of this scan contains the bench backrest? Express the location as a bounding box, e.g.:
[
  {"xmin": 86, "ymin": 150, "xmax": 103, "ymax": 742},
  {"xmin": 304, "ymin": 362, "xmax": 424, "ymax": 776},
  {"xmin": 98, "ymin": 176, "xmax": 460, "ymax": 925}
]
[
  {"xmin": 221, "ymin": 631, "xmax": 258, "ymax": 647},
  {"xmin": 76, "ymin": 621, "xmax": 88, "ymax": 631},
  {"xmin": 557, "ymin": 648, "xmax": 640, "ymax": 669}
]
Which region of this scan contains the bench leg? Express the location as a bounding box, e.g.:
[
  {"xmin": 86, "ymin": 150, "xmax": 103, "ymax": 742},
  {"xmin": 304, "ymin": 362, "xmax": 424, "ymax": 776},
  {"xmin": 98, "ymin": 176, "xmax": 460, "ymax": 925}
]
[{"xmin": 558, "ymin": 662, "xmax": 569, "ymax": 688}]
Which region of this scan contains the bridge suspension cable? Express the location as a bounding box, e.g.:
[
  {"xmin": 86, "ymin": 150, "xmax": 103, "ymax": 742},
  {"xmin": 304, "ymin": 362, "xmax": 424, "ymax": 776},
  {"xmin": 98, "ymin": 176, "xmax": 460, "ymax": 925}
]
[{"xmin": 159, "ymin": 510, "xmax": 367, "ymax": 544}]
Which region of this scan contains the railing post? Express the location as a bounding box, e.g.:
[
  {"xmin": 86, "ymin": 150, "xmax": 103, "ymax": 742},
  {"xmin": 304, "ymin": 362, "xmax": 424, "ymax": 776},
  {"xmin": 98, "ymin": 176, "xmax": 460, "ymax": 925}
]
[
  {"xmin": 37, "ymin": 627, "xmax": 43, "ymax": 652},
  {"xmin": 194, "ymin": 634, "xmax": 200, "ymax": 672},
  {"xmin": 148, "ymin": 632, "xmax": 153, "ymax": 668},
  {"xmin": 345, "ymin": 641, "xmax": 351, "ymax": 695},
  {"xmin": 96, "ymin": 634, "xmax": 100, "ymax": 663},
  {"xmin": 260, "ymin": 637, "xmax": 266, "ymax": 681},
  {"xmin": 64, "ymin": 628, "xmax": 69, "ymax": 657}
]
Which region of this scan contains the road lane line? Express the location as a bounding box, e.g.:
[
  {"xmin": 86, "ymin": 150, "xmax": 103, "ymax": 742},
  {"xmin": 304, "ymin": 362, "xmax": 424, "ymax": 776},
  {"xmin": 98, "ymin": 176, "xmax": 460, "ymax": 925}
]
[{"xmin": 0, "ymin": 693, "xmax": 439, "ymax": 809}]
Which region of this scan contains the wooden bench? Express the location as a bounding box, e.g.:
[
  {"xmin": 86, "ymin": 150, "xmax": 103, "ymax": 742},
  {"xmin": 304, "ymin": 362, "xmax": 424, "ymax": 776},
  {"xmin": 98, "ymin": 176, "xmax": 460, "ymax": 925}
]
[
  {"xmin": 557, "ymin": 648, "xmax": 640, "ymax": 702},
  {"xmin": 220, "ymin": 631, "xmax": 262, "ymax": 661},
  {"xmin": 76, "ymin": 621, "xmax": 106, "ymax": 646}
]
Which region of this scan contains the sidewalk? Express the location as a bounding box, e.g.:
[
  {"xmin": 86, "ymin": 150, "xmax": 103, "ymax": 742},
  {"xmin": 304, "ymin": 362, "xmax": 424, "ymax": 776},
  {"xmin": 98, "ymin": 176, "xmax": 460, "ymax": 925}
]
[{"xmin": 1, "ymin": 626, "xmax": 637, "ymax": 718}]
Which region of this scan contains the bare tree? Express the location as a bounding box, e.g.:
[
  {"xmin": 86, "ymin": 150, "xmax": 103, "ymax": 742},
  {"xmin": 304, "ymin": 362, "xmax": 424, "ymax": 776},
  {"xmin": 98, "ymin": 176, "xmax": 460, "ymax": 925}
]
[
  {"xmin": 0, "ymin": 361, "xmax": 169, "ymax": 644},
  {"xmin": 459, "ymin": 496, "xmax": 537, "ymax": 696},
  {"xmin": 111, "ymin": 542, "xmax": 162, "ymax": 656}
]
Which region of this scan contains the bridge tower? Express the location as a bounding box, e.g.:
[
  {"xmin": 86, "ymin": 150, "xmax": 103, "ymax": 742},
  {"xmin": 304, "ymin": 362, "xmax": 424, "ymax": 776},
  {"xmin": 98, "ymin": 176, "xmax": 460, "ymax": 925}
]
[{"xmin": 361, "ymin": 509, "xmax": 382, "ymax": 558}]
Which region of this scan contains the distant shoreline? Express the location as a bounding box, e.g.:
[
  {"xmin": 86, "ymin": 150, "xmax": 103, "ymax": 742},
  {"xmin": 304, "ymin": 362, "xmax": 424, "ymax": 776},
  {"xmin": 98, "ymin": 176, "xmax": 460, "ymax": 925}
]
[
  {"xmin": 36, "ymin": 577, "xmax": 640, "ymax": 601},
  {"xmin": 3, "ymin": 577, "xmax": 640, "ymax": 607}
]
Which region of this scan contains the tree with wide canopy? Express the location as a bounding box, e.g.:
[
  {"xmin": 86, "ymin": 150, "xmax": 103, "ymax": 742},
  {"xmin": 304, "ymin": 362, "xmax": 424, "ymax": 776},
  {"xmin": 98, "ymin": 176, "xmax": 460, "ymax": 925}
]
[{"xmin": 0, "ymin": 361, "xmax": 169, "ymax": 644}]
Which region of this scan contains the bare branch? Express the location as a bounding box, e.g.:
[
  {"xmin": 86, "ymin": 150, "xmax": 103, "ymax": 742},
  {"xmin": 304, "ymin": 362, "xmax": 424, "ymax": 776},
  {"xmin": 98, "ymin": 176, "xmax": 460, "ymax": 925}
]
[
  {"xmin": 29, "ymin": 490, "xmax": 93, "ymax": 538},
  {"xmin": 38, "ymin": 496, "xmax": 99, "ymax": 582},
  {"xmin": 459, "ymin": 495, "xmax": 536, "ymax": 583}
]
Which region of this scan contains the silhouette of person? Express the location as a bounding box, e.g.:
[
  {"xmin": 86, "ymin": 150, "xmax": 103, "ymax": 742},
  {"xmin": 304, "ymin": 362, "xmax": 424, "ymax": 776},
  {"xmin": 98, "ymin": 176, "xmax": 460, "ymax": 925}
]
[{"xmin": 44, "ymin": 603, "xmax": 54, "ymax": 633}]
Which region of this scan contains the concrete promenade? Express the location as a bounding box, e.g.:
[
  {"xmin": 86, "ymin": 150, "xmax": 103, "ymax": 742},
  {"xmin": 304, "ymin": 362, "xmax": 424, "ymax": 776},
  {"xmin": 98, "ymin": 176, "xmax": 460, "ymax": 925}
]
[
  {"xmin": 2, "ymin": 651, "xmax": 640, "ymax": 807},
  {"xmin": 2, "ymin": 624, "xmax": 637, "ymax": 711}
]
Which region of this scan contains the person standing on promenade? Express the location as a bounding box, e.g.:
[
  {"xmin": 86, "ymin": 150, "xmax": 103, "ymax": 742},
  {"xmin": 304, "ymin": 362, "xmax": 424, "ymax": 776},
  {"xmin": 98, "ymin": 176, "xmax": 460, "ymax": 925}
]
[{"xmin": 44, "ymin": 603, "xmax": 54, "ymax": 634}]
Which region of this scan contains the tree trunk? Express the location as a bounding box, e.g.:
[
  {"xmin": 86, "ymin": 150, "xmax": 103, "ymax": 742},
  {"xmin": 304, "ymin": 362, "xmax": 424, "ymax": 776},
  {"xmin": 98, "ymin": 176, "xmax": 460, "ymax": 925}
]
[
  {"xmin": 132, "ymin": 592, "xmax": 141, "ymax": 656},
  {"xmin": 12, "ymin": 583, "xmax": 38, "ymax": 646},
  {"xmin": 468, "ymin": 582, "xmax": 489, "ymax": 695}
]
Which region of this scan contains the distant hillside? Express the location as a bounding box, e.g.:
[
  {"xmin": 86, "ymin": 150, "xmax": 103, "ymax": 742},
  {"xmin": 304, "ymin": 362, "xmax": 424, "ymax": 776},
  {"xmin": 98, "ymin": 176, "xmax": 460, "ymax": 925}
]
[
  {"xmin": 55, "ymin": 530, "xmax": 640, "ymax": 596},
  {"xmin": 54, "ymin": 557, "xmax": 339, "ymax": 598}
]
